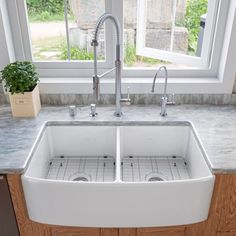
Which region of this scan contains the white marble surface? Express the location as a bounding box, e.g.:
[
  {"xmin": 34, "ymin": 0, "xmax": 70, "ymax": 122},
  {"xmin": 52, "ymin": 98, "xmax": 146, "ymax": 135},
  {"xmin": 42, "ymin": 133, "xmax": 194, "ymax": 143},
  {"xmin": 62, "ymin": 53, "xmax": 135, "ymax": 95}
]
[
  {"xmin": 0, "ymin": 104, "xmax": 236, "ymax": 174},
  {"xmin": 2, "ymin": 93, "xmax": 236, "ymax": 106}
]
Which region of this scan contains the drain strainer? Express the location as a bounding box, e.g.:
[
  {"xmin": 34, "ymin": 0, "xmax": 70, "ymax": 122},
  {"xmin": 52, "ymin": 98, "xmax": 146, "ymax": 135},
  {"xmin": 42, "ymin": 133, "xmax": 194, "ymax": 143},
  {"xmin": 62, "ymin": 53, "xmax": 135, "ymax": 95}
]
[
  {"xmin": 145, "ymin": 172, "xmax": 168, "ymax": 182},
  {"xmin": 73, "ymin": 176, "xmax": 89, "ymax": 182},
  {"xmin": 148, "ymin": 176, "xmax": 164, "ymax": 182},
  {"xmin": 68, "ymin": 172, "xmax": 91, "ymax": 182}
]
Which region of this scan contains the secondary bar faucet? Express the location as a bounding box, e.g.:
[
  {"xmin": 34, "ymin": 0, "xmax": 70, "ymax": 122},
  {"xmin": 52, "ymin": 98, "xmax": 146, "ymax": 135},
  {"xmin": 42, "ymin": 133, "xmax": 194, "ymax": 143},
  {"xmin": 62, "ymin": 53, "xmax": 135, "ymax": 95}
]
[
  {"xmin": 151, "ymin": 66, "xmax": 170, "ymax": 117},
  {"xmin": 91, "ymin": 13, "xmax": 130, "ymax": 117}
]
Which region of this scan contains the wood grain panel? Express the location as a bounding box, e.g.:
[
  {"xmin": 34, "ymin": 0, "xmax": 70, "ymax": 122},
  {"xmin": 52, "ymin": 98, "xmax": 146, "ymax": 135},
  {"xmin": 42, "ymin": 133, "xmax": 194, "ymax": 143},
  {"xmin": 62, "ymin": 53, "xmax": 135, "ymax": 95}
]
[
  {"xmin": 137, "ymin": 227, "xmax": 185, "ymax": 236},
  {"xmin": 217, "ymin": 175, "xmax": 236, "ymax": 232},
  {"xmin": 216, "ymin": 232, "xmax": 236, "ymax": 236},
  {"xmin": 7, "ymin": 174, "xmax": 48, "ymax": 236},
  {"xmin": 51, "ymin": 227, "xmax": 100, "ymax": 236},
  {"xmin": 119, "ymin": 228, "xmax": 137, "ymax": 236},
  {"xmin": 101, "ymin": 228, "xmax": 118, "ymax": 236}
]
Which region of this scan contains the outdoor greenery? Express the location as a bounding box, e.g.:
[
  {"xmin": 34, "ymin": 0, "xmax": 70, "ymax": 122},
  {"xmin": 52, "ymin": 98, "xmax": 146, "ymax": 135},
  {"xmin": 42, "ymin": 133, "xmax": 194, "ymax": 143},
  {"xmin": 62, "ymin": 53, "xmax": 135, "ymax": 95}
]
[
  {"xmin": 26, "ymin": 0, "xmax": 74, "ymax": 22},
  {"xmin": 26, "ymin": 0, "xmax": 64, "ymax": 15},
  {"xmin": 124, "ymin": 43, "xmax": 166, "ymax": 67},
  {"xmin": 185, "ymin": 0, "xmax": 208, "ymax": 52},
  {"xmin": 29, "ymin": 12, "xmax": 65, "ymax": 22},
  {"xmin": 27, "ymin": 0, "xmax": 208, "ymax": 64},
  {"xmin": 0, "ymin": 61, "xmax": 39, "ymax": 94},
  {"xmin": 60, "ymin": 46, "xmax": 95, "ymax": 61},
  {"xmin": 124, "ymin": 43, "xmax": 137, "ymax": 66}
]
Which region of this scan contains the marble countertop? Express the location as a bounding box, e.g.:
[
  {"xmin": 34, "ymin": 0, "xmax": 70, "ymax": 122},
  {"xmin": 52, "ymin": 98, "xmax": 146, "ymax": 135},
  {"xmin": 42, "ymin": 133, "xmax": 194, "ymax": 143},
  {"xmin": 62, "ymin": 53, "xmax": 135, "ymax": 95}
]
[{"xmin": 0, "ymin": 104, "xmax": 236, "ymax": 174}]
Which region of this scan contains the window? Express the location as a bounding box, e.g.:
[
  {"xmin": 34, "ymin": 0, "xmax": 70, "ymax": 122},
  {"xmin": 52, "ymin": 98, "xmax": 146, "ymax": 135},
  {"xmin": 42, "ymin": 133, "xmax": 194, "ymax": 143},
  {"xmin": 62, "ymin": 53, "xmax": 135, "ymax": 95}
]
[
  {"xmin": 7, "ymin": 0, "xmax": 114, "ymax": 78},
  {"xmin": 27, "ymin": 0, "xmax": 106, "ymax": 62},
  {"xmin": 135, "ymin": 0, "xmax": 218, "ymax": 68},
  {"xmin": 122, "ymin": 0, "xmax": 230, "ymax": 70},
  {"xmin": 2, "ymin": 0, "xmax": 236, "ymax": 93}
]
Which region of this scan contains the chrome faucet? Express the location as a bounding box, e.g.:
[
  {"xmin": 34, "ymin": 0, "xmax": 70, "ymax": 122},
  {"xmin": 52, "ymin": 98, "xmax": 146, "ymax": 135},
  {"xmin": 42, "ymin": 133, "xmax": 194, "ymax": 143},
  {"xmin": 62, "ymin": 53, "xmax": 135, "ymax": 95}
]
[
  {"xmin": 91, "ymin": 13, "xmax": 130, "ymax": 117},
  {"xmin": 151, "ymin": 66, "xmax": 170, "ymax": 117}
]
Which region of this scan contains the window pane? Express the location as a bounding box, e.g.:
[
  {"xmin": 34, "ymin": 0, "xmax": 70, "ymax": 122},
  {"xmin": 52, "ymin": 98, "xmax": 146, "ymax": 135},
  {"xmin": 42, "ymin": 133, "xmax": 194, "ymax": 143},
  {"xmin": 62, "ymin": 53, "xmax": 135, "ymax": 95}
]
[
  {"xmin": 123, "ymin": 0, "xmax": 209, "ymax": 68},
  {"xmin": 26, "ymin": 0, "xmax": 105, "ymax": 61}
]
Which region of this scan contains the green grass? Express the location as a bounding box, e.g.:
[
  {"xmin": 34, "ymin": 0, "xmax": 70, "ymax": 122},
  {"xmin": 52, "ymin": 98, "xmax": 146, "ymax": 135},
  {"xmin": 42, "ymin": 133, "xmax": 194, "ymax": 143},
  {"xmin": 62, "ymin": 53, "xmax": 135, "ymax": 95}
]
[
  {"xmin": 33, "ymin": 38, "xmax": 166, "ymax": 65},
  {"xmin": 32, "ymin": 37, "xmax": 166, "ymax": 65},
  {"xmin": 31, "ymin": 36, "xmax": 65, "ymax": 60},
  {"xmin": 60, "ymin": 46, "xmax": 95, "ymax": 61},
  {"xmin": 28, "ymin": 13, "xmax": 75, "ymax": 23},
  {"xmin": 31, "ymin": 36, "xmax": 103, "ymax": 61},
  {"xmin": 124, "ymin": 43, "xmax": 137, "ymax": 66},
  {"xmin": 124, "ymin": 42, "xmax": 168, "ymax": 67},
  {"xmin": 31, "ymin": 34, "xmax": 170, "ymax": 66}
]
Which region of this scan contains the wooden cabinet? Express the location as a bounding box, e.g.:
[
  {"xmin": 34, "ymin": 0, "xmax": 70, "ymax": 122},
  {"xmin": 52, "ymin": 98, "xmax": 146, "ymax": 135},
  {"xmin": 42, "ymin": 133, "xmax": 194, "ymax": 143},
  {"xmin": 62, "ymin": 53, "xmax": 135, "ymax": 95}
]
[
  {"xmin": 119, "ymin": 229, "xmax": 137, "ymax": 236},
  {"xmin": 51, "ymin": 227, "xmax": 100, "ymax": 236},
  {"xmin": 0, "ymin": 175, "xmax": 19, "ymax": 236},
  {"xmin": 6, "ymin": 174, "xmax": 236, "ymax": 236},
  {"xmin": 216, "ymin": 233, "xmax": 236, "ymax": 236},
  {"xmin": 137, "ymin": 227, "xmax": 185, "ymax": 236},
  {"xmin": 101, "ymin": 228, "xmax": 119, "ymax": 236},
  {"xmin": 49, "ymin": 228, "xmax": 118, "ymax": 236},
  {"xmin": 217, "ymin": 175, "xmax": 236, "ymax": 232}
]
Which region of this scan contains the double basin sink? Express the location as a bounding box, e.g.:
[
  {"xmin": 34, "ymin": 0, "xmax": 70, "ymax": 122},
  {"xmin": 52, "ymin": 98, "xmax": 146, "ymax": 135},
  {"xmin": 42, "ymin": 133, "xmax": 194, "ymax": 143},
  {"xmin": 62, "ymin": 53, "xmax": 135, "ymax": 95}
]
[{"xmin": 22, "ymin": 121, "xmax": 215, "ymax": 228}]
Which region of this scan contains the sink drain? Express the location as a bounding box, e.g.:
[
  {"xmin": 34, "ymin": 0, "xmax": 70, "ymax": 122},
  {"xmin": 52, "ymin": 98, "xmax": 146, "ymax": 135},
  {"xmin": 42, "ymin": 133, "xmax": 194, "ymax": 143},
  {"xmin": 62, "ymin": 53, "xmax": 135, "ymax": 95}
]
[
  {"xmin": 68, "ymin": 172, "xmax": 91, "ymax": 182},
  {"xmin": 148, "ymin": 176, "xmax": 164, "ymax": 182},
  {"xmin": 73, "ymin": 176, "xmax": 89, "ymax": 182},
  {"xmin": 145, "ymin": 172, "xmax": 167, "ymax": 182}
]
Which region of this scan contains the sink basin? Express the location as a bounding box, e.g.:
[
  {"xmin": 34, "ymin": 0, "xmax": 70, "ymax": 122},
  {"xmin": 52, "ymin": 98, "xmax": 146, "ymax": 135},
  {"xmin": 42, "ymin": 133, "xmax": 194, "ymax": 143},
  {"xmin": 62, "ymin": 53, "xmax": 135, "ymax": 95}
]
[{"xmin": 22, "ymin": 121, "xmax": 215, "ymax": 227}]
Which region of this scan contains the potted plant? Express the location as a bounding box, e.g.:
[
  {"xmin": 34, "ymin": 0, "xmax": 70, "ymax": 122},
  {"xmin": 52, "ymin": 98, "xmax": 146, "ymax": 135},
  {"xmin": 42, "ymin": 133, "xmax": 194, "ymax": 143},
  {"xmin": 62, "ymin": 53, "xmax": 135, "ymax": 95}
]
[{"xmin": 0, "ymin": 61, "xmax": 41, "ymax": 117}]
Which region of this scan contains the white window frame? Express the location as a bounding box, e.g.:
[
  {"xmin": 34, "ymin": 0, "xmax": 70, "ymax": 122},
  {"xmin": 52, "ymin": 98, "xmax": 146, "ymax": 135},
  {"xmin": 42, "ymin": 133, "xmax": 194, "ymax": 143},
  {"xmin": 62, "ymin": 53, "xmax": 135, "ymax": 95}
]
[
  {"xmin": 1, "ymin": 0, "xmax": 236, "ymax": 94},
  {"xmin": 136, "ymin": 0, "xmax": 219, "ymax": 68}
]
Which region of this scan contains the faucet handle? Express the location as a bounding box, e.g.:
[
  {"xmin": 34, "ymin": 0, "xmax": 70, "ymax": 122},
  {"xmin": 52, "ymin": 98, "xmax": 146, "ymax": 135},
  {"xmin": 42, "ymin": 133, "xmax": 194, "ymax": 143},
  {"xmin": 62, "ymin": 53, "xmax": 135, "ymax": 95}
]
[
  {"xmin": 90, "ymin": 104, "xmax": 98, "ymax": 117},
  {"xmin": 167, "ymin": 93, "xmax": 176, "ymax": 105},
  {"xmin": 68, "ymin": 105, "xmax": 77, "ymax": 117},
  {"xmin": 120, "ymin": 86, "xmax": 131, "ymax": 105}
]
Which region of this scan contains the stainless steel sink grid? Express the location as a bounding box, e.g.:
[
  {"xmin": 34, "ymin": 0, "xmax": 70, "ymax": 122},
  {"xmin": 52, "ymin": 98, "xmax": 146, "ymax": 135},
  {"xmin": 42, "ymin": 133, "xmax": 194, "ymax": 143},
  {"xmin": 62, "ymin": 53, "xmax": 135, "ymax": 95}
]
[
  {"xmin": 122, "ymin": 156, "xmax": 191, "ymax": 182},
  {"xmin": 46, "ymin": 156, "xmax": 115, "ymax": 182}
]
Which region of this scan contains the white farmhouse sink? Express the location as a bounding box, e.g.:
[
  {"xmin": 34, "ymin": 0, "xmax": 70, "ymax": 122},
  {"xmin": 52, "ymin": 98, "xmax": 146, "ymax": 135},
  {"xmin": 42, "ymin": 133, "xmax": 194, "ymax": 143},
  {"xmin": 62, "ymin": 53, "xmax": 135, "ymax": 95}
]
[{"xmin": 22, "ymin": 121, "xmax": 215, "ymax": 228}]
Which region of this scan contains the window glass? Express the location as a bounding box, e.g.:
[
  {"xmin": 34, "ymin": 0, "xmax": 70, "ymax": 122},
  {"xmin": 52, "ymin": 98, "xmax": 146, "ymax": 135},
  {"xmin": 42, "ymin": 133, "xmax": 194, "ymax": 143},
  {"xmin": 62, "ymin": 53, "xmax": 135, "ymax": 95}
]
[
  {"xmin": 123, "ymin": 0, "xmax": 209, "ymax": 68},
  {"xmin": 26, "ymin": 0, "xmax": 105, "ymax": 61}
]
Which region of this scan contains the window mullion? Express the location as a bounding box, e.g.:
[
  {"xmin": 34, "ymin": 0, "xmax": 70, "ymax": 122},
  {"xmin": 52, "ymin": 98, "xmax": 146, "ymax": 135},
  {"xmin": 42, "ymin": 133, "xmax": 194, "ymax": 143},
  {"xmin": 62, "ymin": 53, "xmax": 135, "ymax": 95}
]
[
  {"xmin": 170, "ymin": 0, "xmax": 177, "ymax": 52},
  {"xmin": 136, "ymin": 0, "xmax": 147, "ymax": 56},
  {"xmin": 111, "ymin": 0, "xmax": 123, "ymax": 66},
  {"xmin": 63, "ymin": 0, "xmax": 71, "ymax": 61}
]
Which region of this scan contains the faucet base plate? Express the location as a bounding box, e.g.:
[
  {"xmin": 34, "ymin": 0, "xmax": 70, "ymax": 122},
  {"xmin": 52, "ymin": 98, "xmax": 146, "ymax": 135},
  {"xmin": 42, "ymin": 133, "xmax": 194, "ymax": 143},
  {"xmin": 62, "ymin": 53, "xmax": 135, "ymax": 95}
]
[
  {"xmin": 114, "ymin": 111, "xmax": 123, "ymax": 117},
  {"xmin": 90, "ymin": 112, "xmax": 98, "ymax": 117}
]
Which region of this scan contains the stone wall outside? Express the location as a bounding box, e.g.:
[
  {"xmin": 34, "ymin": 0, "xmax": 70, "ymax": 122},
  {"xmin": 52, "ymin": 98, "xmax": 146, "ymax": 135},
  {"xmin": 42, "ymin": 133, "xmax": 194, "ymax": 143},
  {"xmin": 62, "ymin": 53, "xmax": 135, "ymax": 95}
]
[{"xmin": 69, "ymin": 0, "xmax": 188, "ymax": 56}]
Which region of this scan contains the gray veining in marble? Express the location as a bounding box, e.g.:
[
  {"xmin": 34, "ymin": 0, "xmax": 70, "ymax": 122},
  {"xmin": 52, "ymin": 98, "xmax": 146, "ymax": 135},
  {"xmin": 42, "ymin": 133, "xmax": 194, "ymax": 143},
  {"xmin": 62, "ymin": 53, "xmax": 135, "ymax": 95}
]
[
  {"xmin": 2, "ymin": 92, "xmax": 236, "ymax": 105},
  {"xmin": 0, "ymin": 84, "xmax": 8, "ymax": 105},
  {"xmin": 40, "ymin": 93, "xmax": 236, "ymax": 106},
  {"xmin": 1, "ymin": 104, "xmax": 236, "ymax": 174},
  {"xmin": 233, "ymin": 83, "xmax": 236, "ymax": 94}
]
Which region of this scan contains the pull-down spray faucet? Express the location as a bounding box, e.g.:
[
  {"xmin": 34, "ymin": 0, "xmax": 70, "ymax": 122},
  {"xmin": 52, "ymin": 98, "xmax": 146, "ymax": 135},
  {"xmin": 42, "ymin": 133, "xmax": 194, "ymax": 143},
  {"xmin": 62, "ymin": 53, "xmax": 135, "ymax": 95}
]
[{"xmin": 91, "ymin": 13, "xmax": 130, "ymax": 117}]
